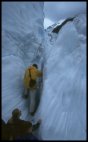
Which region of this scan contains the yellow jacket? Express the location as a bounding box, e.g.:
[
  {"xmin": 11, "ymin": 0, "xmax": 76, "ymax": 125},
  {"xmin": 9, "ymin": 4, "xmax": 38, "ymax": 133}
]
[{"xmin": 23, "ymin": 66, "xmax": 42, "ymax": 89}]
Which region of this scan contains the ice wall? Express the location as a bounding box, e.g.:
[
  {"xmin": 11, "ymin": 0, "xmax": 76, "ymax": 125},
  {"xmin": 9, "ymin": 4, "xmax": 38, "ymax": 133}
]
[
  {"xmin": 36, "ymin": 14, "xmax": 86, "ymax": 140},
  {"xmin": 2, "ymin": 2, "xmax": 86, "ymax": 140},
  {"xmin": 2, "ymin": 2, "xmax": 44, "ymax": 122}
]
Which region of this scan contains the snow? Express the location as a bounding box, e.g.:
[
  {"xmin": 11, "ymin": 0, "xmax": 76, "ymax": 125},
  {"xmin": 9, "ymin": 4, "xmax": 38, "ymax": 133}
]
[
  {"xmin": 2, "ymin": 2, "xmax": 86, "ymax": 140},
  {"xmin": 53, "ymin": 19, "xmax": 65, "ymax": 28},
  {"xmin": 2, "ymin": 2, "xmax": 44, "ymax": 122},
  {"xmin": 44, "ymin": 18, "xmax": 54, "ymax": 29}
]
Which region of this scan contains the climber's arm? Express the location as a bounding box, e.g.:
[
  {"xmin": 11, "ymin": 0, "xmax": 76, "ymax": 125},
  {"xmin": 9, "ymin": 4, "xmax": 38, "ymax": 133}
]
[{"xmin": 37, "ymin": 70, "xmax": 43, "ymax": 77}]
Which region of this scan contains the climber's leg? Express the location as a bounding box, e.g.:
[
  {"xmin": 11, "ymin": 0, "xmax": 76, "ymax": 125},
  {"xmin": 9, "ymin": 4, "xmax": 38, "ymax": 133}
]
[{"xmin": 29, "ymin": 90, "xmax": 36, "ymax": 115}]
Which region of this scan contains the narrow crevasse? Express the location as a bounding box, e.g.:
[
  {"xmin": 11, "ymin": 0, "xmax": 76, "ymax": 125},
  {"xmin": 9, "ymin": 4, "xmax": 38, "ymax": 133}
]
[{"xmin": 2, "ymin": 2, "xmax": 86, "ymax": 140}]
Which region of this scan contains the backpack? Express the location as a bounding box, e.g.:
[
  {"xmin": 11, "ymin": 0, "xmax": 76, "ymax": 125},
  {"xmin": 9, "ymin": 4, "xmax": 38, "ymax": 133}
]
[{"xmin": 29, "ymin": 69, "xmax": 36, "ymax": 88}]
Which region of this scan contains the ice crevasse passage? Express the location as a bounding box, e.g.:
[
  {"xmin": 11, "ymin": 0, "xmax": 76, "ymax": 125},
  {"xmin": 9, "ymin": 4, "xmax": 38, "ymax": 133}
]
[{"xmin": 2, "ymin": 2, "xmax": 86, "ymax": 140}]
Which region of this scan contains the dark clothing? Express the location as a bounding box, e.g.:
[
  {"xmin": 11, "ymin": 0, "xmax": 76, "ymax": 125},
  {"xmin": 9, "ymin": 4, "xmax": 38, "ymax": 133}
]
[
  {"xmin": 15, "ymin": 133, "xmax": 38, "ymax": 140},
  {"xmin": 1, "ymin": 120, "xmax": 11, "ymax": 140},
  {"xmin": 7, "ymin": 118, "xmax": 32, "ymax": 139},
  {"xmin": 7, "ymin": 118, "xmax": 40, "ymax": 140},
  {"xmin": 33, "ymin": 122, "xmax": 41, "ymax": 131}
]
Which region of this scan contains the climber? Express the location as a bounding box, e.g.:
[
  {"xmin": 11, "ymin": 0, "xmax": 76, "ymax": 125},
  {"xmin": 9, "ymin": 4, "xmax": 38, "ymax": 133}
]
[
  {"xmin": 7, "ymin": 108, "xmax": 22, "ymax": 124},
  {"xmin": 23, "ymin": 64, "xmax": 42, "ymax": 115},
  {"xmin": 7, "ymin": 108, "xmax": 41, "ymax": 140},
  {"xmin": 15, "ymin": 122, "xmax": 39, "ymax": 140}
]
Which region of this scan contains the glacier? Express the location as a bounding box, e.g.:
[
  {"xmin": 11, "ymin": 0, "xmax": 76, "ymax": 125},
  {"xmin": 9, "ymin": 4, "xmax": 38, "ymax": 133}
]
[
  {"xmin": 38, "ymin": 14, "xmax": 86, "ymax": 140},
  {"xmin": 2, "ymin": 2, "xmax": 86, "ymax": 140},
  {"xmin": 2, "ymin": 2, "xmax": 44, "ymax": 122}
]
